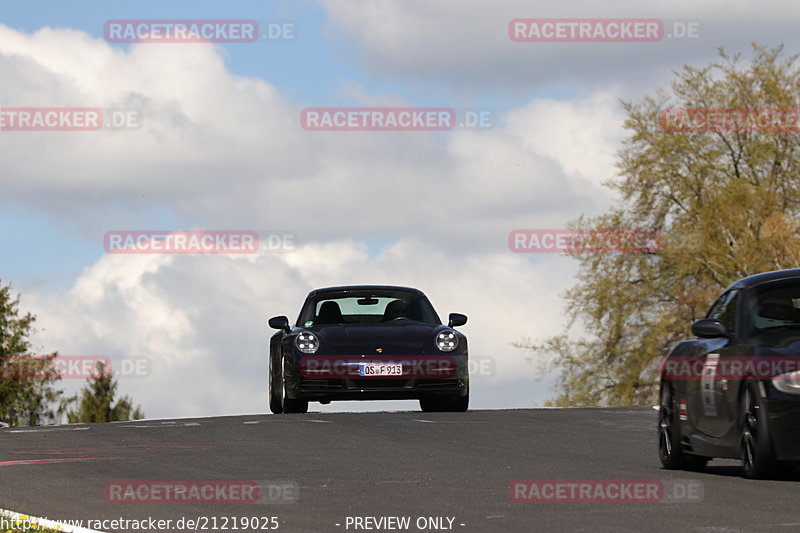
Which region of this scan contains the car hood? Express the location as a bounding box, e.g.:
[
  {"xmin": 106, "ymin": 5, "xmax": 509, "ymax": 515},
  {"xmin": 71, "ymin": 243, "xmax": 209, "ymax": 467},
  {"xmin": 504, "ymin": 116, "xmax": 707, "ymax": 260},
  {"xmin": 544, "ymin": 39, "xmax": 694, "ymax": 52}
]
[{"xmin": 312, "ymin": 324, "xmax": 443, "ymax": 355}]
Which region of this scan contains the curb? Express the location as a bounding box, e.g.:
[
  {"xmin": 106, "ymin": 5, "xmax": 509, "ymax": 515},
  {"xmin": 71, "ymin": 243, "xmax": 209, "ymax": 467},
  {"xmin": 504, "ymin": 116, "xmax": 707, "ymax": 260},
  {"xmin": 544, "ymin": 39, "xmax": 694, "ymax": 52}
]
[{"xmin": 0, "ymin": 508, "xmax": 106, "ymax": 533}]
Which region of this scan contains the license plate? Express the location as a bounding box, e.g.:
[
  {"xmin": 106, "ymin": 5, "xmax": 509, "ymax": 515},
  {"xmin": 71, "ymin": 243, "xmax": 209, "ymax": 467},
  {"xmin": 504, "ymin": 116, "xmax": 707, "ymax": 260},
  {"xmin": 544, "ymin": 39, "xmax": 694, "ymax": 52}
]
[{"xmin": 358, "ymin": 363, "xmax": 403, "ymax": 376}]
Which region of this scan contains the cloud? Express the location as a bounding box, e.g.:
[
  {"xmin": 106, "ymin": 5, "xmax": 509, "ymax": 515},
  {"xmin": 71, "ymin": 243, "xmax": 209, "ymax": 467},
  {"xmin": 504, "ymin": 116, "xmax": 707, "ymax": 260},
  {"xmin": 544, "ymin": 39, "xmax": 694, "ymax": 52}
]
[
  {"xmin": 321, "ymin": 0, "xmax": 800, "ymax": 97},
  {"xmin": 0, "ymin": 23, "xmax": 622, "ymax": 247}
]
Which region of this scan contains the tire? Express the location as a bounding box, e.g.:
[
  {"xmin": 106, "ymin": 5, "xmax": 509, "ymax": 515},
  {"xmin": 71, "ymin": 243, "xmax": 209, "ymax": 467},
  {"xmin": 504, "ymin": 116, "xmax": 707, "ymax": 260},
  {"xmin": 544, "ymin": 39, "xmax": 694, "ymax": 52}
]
[
  {"xmin": 282, "ymin": 395, "xmax": 308, "ymax": 414},
  {"xmin": 447, "ymin": 391, "xmax": 469, "ymax": 412},
  {"xmin": 740, "ymin": 382, "xmax": 776, "ymax": 479},
  {"xmin": 658, "ymin": 382, "xmax": 708, "ymax": 470},
  {"xmin": 280, "ymin": 356, "xmax": 308, "ymax": 414},
  {"xmin": 419, "ymin": 391, "xmax": 469, "ymax": 413},
  {"xmin": 269, "ymin": 357, "xmax": 283, "ymax": 414},
  {"xmin": 419, "ymin": 397, "xmax": 441, "ymax": 412}
]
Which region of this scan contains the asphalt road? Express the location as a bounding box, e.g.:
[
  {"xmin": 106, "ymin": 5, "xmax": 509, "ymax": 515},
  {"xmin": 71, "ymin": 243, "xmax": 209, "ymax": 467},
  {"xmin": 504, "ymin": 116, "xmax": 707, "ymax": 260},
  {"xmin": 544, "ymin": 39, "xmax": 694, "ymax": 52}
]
[{"xmin": 1, "ymin": 408, "xmax": 800, "ymax": 533}]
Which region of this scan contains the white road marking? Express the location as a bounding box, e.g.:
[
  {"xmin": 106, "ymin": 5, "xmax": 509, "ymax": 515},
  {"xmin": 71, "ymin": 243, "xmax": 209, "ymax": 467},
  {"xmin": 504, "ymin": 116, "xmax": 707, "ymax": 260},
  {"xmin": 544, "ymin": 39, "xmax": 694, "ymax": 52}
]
[
  {"xmin": 245, "ymin": 419, "xmax": 332, "ymax": 424},
  {"xmin": 413, "ymin": 419, "xmax": 484, "ymax": 424},
  {"xmin": 117, "ymin": 422, "xmax": 200, "ymax": 429},
  {"xmin": 7, "ymin": 427, "xmax": 89, "ymax": 433},
  {"xmin": 265, "ymin": 418, "xmax": 332, "ymax": 423}
]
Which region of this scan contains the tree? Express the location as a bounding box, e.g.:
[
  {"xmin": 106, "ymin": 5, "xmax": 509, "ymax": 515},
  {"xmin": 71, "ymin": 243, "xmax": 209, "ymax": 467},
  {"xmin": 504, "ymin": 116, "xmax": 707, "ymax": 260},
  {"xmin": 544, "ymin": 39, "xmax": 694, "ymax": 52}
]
[
  {"xmin": 0, "ymin": 281, "xmax": 62, "ymax": 426},
  {"xmin": 64, "ymin": 362, "xmax": 144, "ymax": 423},
  {"xmin": 518, "ymin": 44, "xmax": 800, "ymax": 407}
]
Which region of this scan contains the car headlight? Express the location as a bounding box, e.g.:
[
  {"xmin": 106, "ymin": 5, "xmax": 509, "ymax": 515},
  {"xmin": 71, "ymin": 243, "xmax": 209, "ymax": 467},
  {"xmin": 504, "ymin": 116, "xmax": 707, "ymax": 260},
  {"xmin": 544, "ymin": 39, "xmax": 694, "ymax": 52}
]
[
  {"xmin": 435, "ymin": 329, "xmax": 458, "ymax": 352},
  {"xmin": 295, "ymin": 332, "xmax": 319, "ymax": 354},
  {"xmin": 772, "ymin": 371, "xmax": 800, "ymax": 394}
]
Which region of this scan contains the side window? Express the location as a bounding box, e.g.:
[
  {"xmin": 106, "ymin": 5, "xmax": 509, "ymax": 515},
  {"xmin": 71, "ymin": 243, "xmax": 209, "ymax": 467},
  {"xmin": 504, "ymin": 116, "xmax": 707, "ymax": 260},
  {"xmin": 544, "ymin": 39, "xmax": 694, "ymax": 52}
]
[{"xmin": 708, "ymin": 290, "xmax": 739, "ymax": 332}]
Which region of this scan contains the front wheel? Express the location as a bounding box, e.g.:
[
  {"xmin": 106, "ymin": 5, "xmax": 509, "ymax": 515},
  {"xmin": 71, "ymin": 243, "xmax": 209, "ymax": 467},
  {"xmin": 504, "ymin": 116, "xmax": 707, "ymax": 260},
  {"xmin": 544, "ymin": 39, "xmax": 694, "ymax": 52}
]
[
  {"xmin": 269, "ymin": 357, "xmax": 283, "ymax": 414},
  {"xmin": 281, "ymin": 356, "xmax": 308, "ymax": 414},
  {"xmin": 658, "ymin": 383, "xmax": 707, "ymax": 470},
  {"xmin": 740, "ymin": 383, "xmax": 776, "ymax": 479},
  {"xmin": 448, "ymin": 391, "xmax": 469, "ymax": 412},
  {"xmin": 282, "ymin": 394, "xmax": 309, "ymax": 414},
  {"xmin": 419, "ymin": 397, "xmax": 442, "ymax": 412},
  {"xmin": 419, "ymin": 391, "xmax": 469, "ymax": 413}
]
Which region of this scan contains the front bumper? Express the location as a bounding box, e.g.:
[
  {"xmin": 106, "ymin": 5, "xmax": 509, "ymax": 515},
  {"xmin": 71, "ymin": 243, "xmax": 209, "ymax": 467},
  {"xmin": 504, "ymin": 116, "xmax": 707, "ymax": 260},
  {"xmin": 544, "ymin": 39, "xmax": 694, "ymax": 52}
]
[
  {"xmin": 285, "ymin": 353, "xmax": 469, "ymax": 402},
  {"xmin": 296, "ymin": 377, "xmax": 468, "ymax": 401}
]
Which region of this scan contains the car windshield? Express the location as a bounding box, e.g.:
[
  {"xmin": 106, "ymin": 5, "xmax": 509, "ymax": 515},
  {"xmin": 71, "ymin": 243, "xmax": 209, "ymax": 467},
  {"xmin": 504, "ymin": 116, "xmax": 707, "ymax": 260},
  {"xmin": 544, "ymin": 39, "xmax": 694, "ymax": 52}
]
[
  {"xmin": 746, "ymin": 279, "xmax": 800, "ymax": 335},
  {"xmin": 297, "ymin": 289, "xmax": 441, "ymax": 326}
]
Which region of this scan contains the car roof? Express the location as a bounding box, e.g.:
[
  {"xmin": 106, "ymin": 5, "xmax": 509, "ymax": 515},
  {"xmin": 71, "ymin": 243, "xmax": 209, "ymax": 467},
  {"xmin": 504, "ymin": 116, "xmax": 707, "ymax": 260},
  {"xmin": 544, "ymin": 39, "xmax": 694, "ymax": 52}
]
[
  {"xmin": 726, "ymin": 268, "xmax": 800, "ymax": 291},
  {"xmin": 307, "ymin": 285, "xmax": 424, "ymax": 297}
]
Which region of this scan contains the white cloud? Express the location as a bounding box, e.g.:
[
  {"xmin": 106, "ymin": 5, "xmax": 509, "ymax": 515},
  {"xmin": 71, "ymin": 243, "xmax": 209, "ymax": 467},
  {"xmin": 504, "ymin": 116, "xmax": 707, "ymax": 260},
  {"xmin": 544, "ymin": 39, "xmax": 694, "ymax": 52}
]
[
  {"xmin": 321, "ymin": 0, "xmax": 800, "ymax": 97},
  {"xmin": 0, "ymin": 23, "xmax": 621, "ymax": 243},
  {"xmin": 505, "ymin": 92, "xmax": 625, "ymax": 193}
]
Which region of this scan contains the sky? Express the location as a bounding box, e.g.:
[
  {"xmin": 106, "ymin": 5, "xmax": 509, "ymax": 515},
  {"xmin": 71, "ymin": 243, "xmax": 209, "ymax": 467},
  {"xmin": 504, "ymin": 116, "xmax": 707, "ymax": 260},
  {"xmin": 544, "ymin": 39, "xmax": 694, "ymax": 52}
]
[{"xmin": 2, "ymin": 0, "xmax": 798, "ymax": 419}]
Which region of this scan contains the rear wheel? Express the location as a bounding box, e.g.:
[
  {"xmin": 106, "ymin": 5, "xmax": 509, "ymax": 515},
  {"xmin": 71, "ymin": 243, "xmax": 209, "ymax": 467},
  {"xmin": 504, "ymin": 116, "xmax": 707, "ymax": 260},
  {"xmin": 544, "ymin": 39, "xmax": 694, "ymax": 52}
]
[
  {"xmin": 658, "ymin": 383, "xmax": 708, "ymax": 470},
  {"xmin": 740, "ymin": 383, "xmax": 776, "ymax": 479}
]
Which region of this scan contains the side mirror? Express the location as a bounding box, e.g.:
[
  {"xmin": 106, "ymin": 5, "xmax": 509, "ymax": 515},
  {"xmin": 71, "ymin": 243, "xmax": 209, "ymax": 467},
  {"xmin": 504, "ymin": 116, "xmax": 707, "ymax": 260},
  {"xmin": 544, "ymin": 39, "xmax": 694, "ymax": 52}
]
[
  {"xmin": 691, "ymin": 318, "xmax": 729, "ymax": 339},
  {"xmin": 448, "ymin": 313, "xmax": 467, "ymax": 328},
  {"xmin": 268, "ymin": 315, "xmax": 291, "ymax": 333}
]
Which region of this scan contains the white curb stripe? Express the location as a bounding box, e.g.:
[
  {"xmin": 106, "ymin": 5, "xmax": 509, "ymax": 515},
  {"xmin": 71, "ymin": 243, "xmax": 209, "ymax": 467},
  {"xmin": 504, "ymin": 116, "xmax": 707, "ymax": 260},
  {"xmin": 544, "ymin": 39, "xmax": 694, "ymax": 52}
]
[{"xmin": 0, "ymin": 508, "xmax": 106, "ymax": 533}]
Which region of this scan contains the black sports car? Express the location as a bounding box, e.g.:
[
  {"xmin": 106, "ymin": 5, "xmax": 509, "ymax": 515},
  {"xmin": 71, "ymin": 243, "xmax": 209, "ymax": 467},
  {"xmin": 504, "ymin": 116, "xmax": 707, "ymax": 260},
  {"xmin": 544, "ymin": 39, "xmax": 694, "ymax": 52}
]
[
  {"xmin": 268, "ymin": 285, "xmax": 469, "ymax": 414},
  {"xmin": 659, "ymin": 268, "xmax": 800, "ymax": 478}
]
